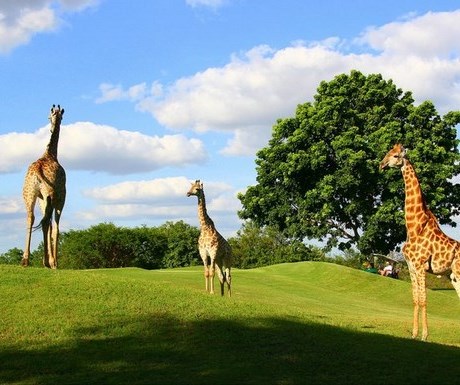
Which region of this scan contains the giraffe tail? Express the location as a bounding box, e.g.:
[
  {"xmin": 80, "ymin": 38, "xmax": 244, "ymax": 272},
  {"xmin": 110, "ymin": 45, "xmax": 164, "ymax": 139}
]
[
  {"xmin": 32, "ymin": 217, "xmax": 51, "ymax": 232},
  {"xmin": 32, "ymin": 196, "xmax": 53, "ymax": 232}
]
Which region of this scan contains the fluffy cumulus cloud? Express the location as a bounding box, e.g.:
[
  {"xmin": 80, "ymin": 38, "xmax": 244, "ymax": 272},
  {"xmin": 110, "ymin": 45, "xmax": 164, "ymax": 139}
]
[
  {"xmin": 0, "ymin": 0, "xmax": 97, "ymax": 53},
  {"xmin": 97, "ymin": 10, "xmax": 460, "ymax": 156},
  {"xmin": 84, "ymin": 176, "xmax": 233, "ymax": 204},
  {"xmin": 78, "ymin": 176, "xmax": 238, "ymax": 226},
  {"xmin": 0, "ymin": 122, "xmax": 207, "ymax": 175},
  {"xmin": 0, "ymin": 196, "xmax": 24, "ymax": 216}
]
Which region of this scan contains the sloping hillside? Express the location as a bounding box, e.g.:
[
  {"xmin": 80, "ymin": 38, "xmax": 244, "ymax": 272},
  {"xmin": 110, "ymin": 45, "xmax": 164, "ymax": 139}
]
[{"xmin": 0, "ymin": 262, "xmax": 459, "ymax": 385}]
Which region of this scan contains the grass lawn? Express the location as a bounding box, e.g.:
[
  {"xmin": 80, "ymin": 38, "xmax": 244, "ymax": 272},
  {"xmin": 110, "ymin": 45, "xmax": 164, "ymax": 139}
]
[{"xmin": 0, "ymin": 262, "xmax": 459, "ymax": 385}]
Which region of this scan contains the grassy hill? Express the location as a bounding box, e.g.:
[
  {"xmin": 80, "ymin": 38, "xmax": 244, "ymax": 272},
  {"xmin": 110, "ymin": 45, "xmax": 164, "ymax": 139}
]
[{"xmin": 0, "ymin": 262, "xmax": 459, "ymax": 385}]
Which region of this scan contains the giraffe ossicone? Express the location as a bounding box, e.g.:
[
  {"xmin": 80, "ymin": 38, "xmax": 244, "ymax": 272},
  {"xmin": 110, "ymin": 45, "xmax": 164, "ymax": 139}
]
[
  {"xmin": 380, "ymin": 143, "xmax": 460, "ymax": 341},
  {"xmin": 22, "ymin": 104, "xmax": 66, "ymax": 269},
  {"xmin": 187, "ymin": 179, "xmax": 232, "ymax": 296}
]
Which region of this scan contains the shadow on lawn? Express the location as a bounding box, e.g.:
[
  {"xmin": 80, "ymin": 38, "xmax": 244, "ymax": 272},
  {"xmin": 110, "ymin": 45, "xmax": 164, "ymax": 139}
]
[{"xmin": 1, "ymin": 314, "xmax": 459, "ymax": 385}]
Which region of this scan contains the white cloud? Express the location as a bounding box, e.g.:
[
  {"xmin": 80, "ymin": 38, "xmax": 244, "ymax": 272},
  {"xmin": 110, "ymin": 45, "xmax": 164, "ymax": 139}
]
[
  {"xmin": 95, "ymin": 83, "xmax": 148, "ymax": 104},
  {"xmin": 96, "ymin": 10, "xmax": 460, "ymax": 157},
  {"xmin": 76, "ymin": 203, "xmax": 192, "ymax": 221},
  {"xmin": 0, "ymin": 196, "xmax": 24, "ymax": 216},
  {"xmin": 0, "ymin": 126, "xmax": 50, "ymax": 173},
  {"xmin": 356, "ymin": 10, "xmax": 460, "ymax": 58},
  {"xmin": 0, "ymin": 0, "xmax": 98, "ymax": 53},
  {"xmin": 0, "ymin": 122, "xmax": 208, "ymax": 175},
  {"xmin": 84, "ymin": 176, "xmax": 233, "ymax": 204},
  {"xmin": 78, "ymin": 176, "xmax": 240, "ymax": 235},
  {"xmin": 185, "ymin": 0, "xmax": 228, "ymax": 9},
  {"xmin": 84, "ymin": 176, "xmax": 194, "ymax": 204}
]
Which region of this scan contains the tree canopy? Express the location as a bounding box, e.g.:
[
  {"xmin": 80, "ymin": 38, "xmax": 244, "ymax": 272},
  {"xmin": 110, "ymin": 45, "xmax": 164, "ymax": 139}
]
[{"xmin": 238, "ymin": 70, "xmax": 460, "ymax": 254}]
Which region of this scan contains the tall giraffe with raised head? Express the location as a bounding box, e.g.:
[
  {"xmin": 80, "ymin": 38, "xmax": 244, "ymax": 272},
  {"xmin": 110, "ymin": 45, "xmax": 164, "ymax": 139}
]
[
  {"xmin": 187, "ymin": 180, "xmax": 232, "ymax": 296},
  {"xmin": 380, "ymin": 143, "xmax": 460, "ymax": 340},
  {"xmin": 22, "ymin": 105, "xmax": 66, "ymax": 269}
]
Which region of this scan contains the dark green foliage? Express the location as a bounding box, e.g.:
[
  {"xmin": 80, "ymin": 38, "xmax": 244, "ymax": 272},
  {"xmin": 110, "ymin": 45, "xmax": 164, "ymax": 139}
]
[
  {"xmin": 58, "ymin": 221, "xmax": 199, "ymax": 270},
  {"xmin": 158, "ymin": 221, "xmax": 201, "ymax": 268},
  {"xmin": 0, "ymin": 247, "xmax": 23, "ymax": 265},
  {"xmin": 238, "ymin": 70, "xmax": 460, "ymax": 254},
  {"xmin": 228, "ymin": 221, "xmax": 325, "ymax": 269}
]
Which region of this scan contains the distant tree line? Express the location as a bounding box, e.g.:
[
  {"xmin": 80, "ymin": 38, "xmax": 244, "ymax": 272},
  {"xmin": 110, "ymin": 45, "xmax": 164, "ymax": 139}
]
[{"xmin": 0, "ymin": 220, "xmax": 325, "ymax": 270}]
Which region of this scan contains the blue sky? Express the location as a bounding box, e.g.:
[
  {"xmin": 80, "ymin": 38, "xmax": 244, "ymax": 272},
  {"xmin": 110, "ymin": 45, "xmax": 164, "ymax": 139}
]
[{"xmin": 1, "ymin": 0, "xmax": 460, "ymax": 253}]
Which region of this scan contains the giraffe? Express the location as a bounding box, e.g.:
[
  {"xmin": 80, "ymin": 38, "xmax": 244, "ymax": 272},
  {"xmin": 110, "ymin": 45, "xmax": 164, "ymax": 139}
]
[
  {"xmin": 22, "ymin": 105, "xmax": 66, "ymax": 269},
  {"xmin": 380, "ymin": 143, "xmax": 460, "ymax": 341},
  {"xmin": 187, "ymin": 180, "xmax": 232, "ymax": 296}
]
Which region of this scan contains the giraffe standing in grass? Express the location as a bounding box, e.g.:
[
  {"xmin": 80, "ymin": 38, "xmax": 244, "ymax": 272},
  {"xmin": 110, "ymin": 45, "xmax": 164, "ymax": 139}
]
[
  {"xmin": 380, "ymin": 143, "xmax": 460, "ymax": 341},
  {"xmin": 187, "ymin": 180, "xmax": 232, "ymax": 296},
  {"xmin": 22, "ymin": 105, "xmax": 66, "ymax": 269}
]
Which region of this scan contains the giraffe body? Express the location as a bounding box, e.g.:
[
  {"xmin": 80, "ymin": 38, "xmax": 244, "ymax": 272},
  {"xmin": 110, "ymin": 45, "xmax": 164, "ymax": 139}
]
[
  {"xmin": 22, "ymin": 105, "xmax": 66, "ymax": 269},
  {"xmin": 187, "ymin": 180, "xmax": 232, "ymax": 296},
  {"xmin": 380, "ymin": 143, "xmax": 460, "ymax": 340}
]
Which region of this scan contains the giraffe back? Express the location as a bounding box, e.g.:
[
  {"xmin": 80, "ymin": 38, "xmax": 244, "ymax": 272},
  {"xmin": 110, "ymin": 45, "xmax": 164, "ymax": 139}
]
[{"xmin": 24, "ymin": 155, "xmax": 66, "ymax": 208}]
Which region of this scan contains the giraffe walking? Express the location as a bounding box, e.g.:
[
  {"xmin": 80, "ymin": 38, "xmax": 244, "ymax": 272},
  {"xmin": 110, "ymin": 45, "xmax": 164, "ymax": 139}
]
[
  {"xmin": 22, "ymin": 105, "xmax": 66, "ymax": 269},
  {"xmin": 380, "ymin": 143, "xmax": 460, "ymax": 340},
  {"xmin": 187, "ymin": 180, "xmax": 232, "ymax": 296}
]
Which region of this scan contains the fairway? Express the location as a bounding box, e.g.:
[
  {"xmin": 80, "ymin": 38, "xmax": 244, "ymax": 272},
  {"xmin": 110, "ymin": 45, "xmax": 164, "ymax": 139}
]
[{"xmin": 1, "ymin": 262, "xmax": 459, "ymax": 385}]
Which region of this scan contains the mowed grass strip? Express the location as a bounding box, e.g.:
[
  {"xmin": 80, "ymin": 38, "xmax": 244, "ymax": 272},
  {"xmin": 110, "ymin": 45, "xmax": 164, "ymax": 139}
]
[{"xmin": 0, "ymin": 262, "xmax": 459, "ymax": 385}]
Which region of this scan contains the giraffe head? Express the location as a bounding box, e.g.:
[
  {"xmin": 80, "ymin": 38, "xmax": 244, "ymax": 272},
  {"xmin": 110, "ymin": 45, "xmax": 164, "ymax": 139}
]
[
  {"xmin": 380, "ymin": 143, "xmax": 406, "ymax": 170},
  {"xmin": 48, "ymin": 104, "xmax": 64, "ymax": 131},
  {"xmin": 187, "ymin": 180, "xmax": 204, "ymax": 197}
]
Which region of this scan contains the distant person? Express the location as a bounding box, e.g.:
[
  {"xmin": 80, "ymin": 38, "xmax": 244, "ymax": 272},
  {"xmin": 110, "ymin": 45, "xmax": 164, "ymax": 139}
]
[
  {"xmin": 379, "ymin": 261, "xmax": 393, "ymax": 277},
  {"xmin": 363, "ymin": 261, "xmax": 378, "ymax": 274}
]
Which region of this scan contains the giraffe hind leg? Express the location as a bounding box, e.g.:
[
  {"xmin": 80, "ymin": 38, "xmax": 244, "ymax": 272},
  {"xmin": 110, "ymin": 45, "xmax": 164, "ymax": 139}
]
[
  {"xmin": 224, "ymin": 267, "xmax": 231, "ymax": 297},
  {"xmin": 40, "ymin": 198, "xmax": 53, "ymax": 269},
  {"xmin": 215, "ymin": 265, "xmax": 231, "ymax": 297}
]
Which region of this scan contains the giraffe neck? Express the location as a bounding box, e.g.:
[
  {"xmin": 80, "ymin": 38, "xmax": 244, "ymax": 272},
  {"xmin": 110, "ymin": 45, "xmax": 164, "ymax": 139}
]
[
  {"xmin": 197, "ymin": 193, "xmax": 215, "ymax": 230},
  {"xmin": 401, "ymin": 159, "xmax": 430, "ymax": 238},
  {"xmin": 44, "ymin": 123, "xmax": 61, "ymax": 159}
]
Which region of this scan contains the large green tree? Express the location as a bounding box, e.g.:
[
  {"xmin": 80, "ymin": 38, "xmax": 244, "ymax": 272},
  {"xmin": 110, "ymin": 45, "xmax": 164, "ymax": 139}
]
[{"xmin": 238, "ymin": 70, "xmax": 460, "ymax": 254}]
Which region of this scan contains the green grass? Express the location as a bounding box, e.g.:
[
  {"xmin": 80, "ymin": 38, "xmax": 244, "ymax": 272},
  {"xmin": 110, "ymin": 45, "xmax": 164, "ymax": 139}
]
[{"xmin": 1, "ymin": 262, "xmax": 459, "ymax": 385}]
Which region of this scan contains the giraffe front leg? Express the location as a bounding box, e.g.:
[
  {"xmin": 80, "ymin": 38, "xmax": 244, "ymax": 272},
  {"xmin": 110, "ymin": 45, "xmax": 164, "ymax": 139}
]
[
  {"xmin": 407, "ymin": 261, "xmax": 420, "ymax": 339},
  {"xmin": 418, "ymin": 273, "xmax": 428, "ymax": 341},
  {"xmin": 199, "ymin": 250, "xmax": 210, "ymax": 292},
  {"xmin": 412, "ymin": 295, "xmax": 419, "ymax": 340},
  {"xmin": 410, "ymin": 267, "xmax": 428, "ymax": 341},
  {"xmin": 204, "ymin": 266, "xmax": 210, "ymax": 293}
]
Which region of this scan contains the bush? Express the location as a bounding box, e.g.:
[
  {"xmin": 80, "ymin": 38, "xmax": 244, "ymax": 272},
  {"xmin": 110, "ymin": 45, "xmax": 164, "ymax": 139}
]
[
  {"xmin": 159, "ymin": 221, "xmax": 201, "ymax": 268},
  {"xmin": 228, "ymin": 221, "xmax": 325, "ymax": 269},
  {"xmin": 57, "ymin": 222, "xmax": 200, "ymax": 270}
]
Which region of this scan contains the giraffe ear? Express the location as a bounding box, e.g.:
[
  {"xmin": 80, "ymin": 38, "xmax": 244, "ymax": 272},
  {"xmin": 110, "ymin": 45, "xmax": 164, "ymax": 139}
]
[
  {"xmin": 61, "ymin": 108, "xmax": 65, "ymax": 116},
  {"xmin": 400, "ymin": 146, "xmax": 406, "ymax": 158}
]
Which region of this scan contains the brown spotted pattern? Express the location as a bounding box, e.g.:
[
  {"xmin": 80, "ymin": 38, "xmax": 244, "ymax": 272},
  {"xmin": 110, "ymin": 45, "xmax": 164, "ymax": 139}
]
[
  {"xmin": 187, "ymin": 180, "xmax": 232, "ymax": 296},
  {"xmin": 22, "ymin": 105, "xmax": 66, "ymax": 269},
  {"xmin": 380, "ymin": 143, "xmax": 460, "ymax": 341}
]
